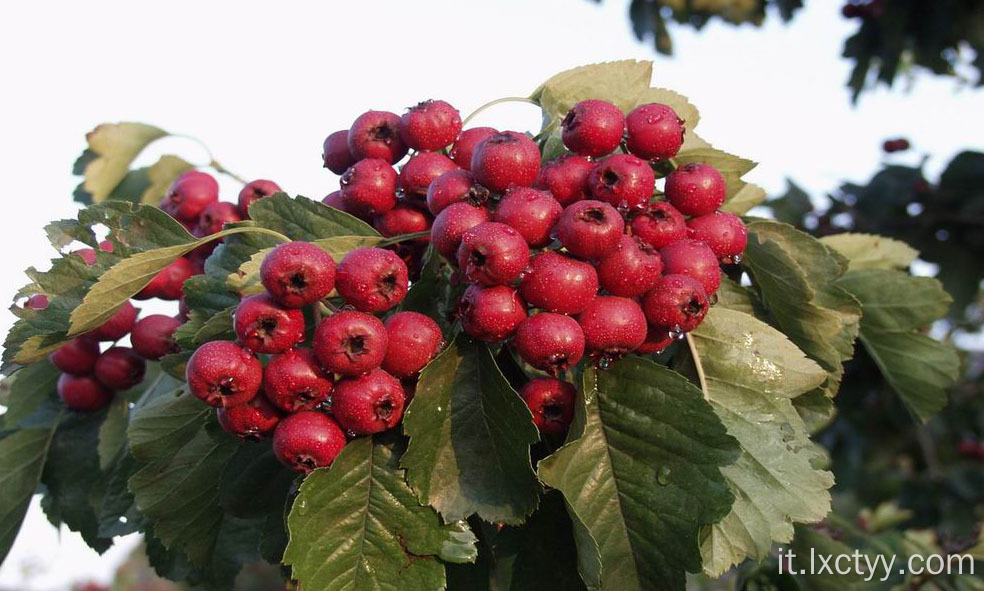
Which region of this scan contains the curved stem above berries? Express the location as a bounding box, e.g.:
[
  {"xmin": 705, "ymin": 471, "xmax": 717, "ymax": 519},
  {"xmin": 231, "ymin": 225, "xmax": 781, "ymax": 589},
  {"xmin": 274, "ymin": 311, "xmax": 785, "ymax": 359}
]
[
  {"xmin": 685, "ymin": 333, "xmax": 709, "ymax": 400},
  {"xmin": 462, "ymin": 96, "xmax": 540, "ymax": 127},
  {"xmin": 171, "ymin": 134, "xmax": 248, "ymax": 185}
]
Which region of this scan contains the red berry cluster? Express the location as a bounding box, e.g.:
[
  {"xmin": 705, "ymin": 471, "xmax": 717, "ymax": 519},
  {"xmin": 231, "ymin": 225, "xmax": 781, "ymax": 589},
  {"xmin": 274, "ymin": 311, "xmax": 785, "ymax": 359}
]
[{"xmin": 185, "ymin": 242, "xmax": 443, "ymax": 473}]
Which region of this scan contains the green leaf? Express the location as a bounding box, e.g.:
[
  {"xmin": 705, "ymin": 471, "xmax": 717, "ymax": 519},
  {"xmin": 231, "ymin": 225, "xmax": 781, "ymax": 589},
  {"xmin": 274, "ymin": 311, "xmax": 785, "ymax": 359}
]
[
  {"xmin": 687, "ymin": 307, "xmax": 834, "ymax": 576},
  {"xmin": 72, "ymin": 122, "xmax": 168, "ymax": 204},
  {"xmin": 284, "ymin": 436, "xmax": 478, "ymax": 591},
  {"xmin": 0, "ymin": 423, "xmax": 61, "ymax": 564},
  {"xmin": 218, "ymin": 442, "xmax": 295, "ymax": 518},
  {"xmin": 401, "ymin": 337, "xmax": 540, "ymax": 524},
  {"xmin": 97, "ymin": 398, "xmax": 129, "ymax": 471},
  {"xmin": 538, "ymin": 359, "xmax": 739, "ymax": 591},
  {"xmin": 790, "ymin": 525, "xmax": 865, "ymax": 591},
  {"xmin": 835, "ymin": 270, "xmax": 959, "ymax": 421},
  {"xmin": 819, "ymin": 233, "xmax": 919, "ymax": 271},
  {"xmin": 400, "ymin": 247, "xmax": 456, "ymax": 335},
  {"xmin": 0, "ymin": 360, "xmax": 60, "ymax": 428},
  {"xmin": 720, "ymin": 182, "xmax": 766, "ymax": 215},
  {"xmin": 173, "ymin": 306, "xmax": 235, "ymax": 349},
  {"xmin": 247, "ymin": 193, "xmax": 379, "ymax": 240}
]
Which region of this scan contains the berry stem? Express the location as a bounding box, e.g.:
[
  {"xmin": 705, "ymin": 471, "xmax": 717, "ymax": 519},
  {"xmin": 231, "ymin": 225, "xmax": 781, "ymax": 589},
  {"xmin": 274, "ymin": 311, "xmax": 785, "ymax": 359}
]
[
  {"xmin": 462, "ymin": 97, "xmax": 539, "ymax": 127},
  {"xmin": 171, "ymin": 134, "xmax": 248, "ymax": 185},
  {"xmin": 685, "ymin": 333, "xmax": 709, "ymax": 400},
  {"xmin": 380, "ymin": 231, "xmax": 430, "ymax": 245},
  {"xmin": 199, "ymin": 225, "xmax": 291, "ymax": 245}
]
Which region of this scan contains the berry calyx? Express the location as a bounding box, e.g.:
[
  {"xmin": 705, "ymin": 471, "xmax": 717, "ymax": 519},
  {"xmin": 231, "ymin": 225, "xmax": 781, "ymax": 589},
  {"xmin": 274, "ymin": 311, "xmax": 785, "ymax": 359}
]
[
  {"xmin": 238, "ymin": 179, "xmax": 282, "ymax": 218},
  {"xmin": 58, "ymin": 374, "xmax": 113, "ymax": 412},
  {"xmin": 459, "ymin": 284, "xmax": 526, "ymax": 342},
  {"xmin": 322, "ymin": 130, "xmax": 356, "ymax": 174},
  {"xmin": 400, "ymin": 100, "xmax": 463, "ymax": 151},
  {"xmin": 643, "ymin": 274, "xmax": 709, "ymax": 332},
  {"xmin": 94, "ymin": 346, "xmax": 146, "ymax": 390},
  {"xmin": 263, "ymin": 348, "xmax": 335, "ymax": 412},
  {"xmin": 624, "ymin": 103, "xmax": 685, "ymax": 161},
  {"xmin": 335, "ymin": 247, "xmax": 409, "ymax": 312},
  {"xmin": 520, "ymin": 251, "xmax": 598, "ymax": 315},
  {"xmin": 561, "ymin": 99, "xmax": 625, "ymax": 157},
  {"xmin": 596, "ymin": 235, "xmax": 663, "ymax": 298},
  {"xmin": 577, "ymin": 296, "xmax": 648, "ymax": 362},
  {"xmin": 160, "ymin": 171, "xmax": 219, "ymax": 223},
  {"xmin": 217, "ymin": 395, "xmax": 282, "ymax": 440},
  {"xmin": 91, "ymin": 301, "xmax": 138, "ymax": 341},
  {"xmin": 347, "ymin": 110, "xmax": 407, "ymax": 163},
  {"xmin": 665, "ymin": 163, "xmax": 727, "ymax": 216},
  {"xmin": 493, "ymin": 187, "xmax": 563, "ymax": 248},
  {"xmin": 273, "ymin": 411, "xmax": 347, "ymax": 472},
  {"xmin": 49, "ymin": 337, "xmax": 100, "ymax": 376},
  {"xmin": 131, "ymin": 314, "xmax": 181, "ymax": 360},
  {"xmin": 686, "ymin": 211, "xmax": 748, "ymax": 261},
  {"xmin": 331, "ymin": 369, "xmax": 406, "ymax": 435},
  {"xmin": 426, "ymin": 169, "xmax": 490, "ymax": 216},
  {"xmin": 587, "ymin": 154, "xmax": 656, "ymax": 211},
  {"xmin": 519, "ymin": 378, "xmax": 576, "ymax": 435},
  {"xmin": 630, "ymin": 201, "xmax": 688, "ymax": 249},
  {"xmin": 430, "ymin": 202, "xmax": 491, "ymax": 260},
  {"xmin": 555, "ymin": 200, "xmax": 625, "ymax": 260},
  {"xmin": 382, "ymin": 312, "xmax": 444, "ymax": 378},
  {"xmin": 535, "ymin": 155, "xmax": 594, "ymax": 206},
  {"xmin": 340, "ymin": 158, "xmax": 398, "ymax": 217},
  {"xmin": 512, "ymin": 313, "xmax": 585, "ymax": 374},
  {"xmin": 260, "ymin": 241, "xmax": 337, "ymax": 308},
  {"xmin": 185, "ymin": 340, "xmax": 263, "ymax": 408},
  {"xmin": 457, "ymin": 222, "xmax": 531, "ymax": 285},
  {"xmin": 449, "ymin": 127, "xmax": 498, "ymax": 169},
  {"xmin": 471, "ymin": 131, "xmax": 540, "ymax": 193},
  {"xmin": 660, "ymin": 238, "xmax": 722, "ymax": 295},
  {"xmin": 313, "ymin": 310, "xmax": 388, "ymax": 376}
]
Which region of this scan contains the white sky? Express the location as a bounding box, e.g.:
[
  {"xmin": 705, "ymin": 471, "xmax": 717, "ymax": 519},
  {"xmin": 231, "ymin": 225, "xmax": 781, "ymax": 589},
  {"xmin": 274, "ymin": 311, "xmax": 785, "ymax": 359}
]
[{"xmin": 0, "ymin": 0, "xmax": 982, "ymax": 588}]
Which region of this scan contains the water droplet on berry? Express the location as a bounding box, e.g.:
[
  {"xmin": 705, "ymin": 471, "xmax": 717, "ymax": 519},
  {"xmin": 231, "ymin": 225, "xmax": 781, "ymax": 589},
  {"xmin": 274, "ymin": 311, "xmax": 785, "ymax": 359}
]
[
  {"xmin": 668, "ymin": 325, "xmax": 685, "ymax": 340},
  {"xmin": 656, "ymin": 466, "xmax": 671, "ymax": 485},
  {"xmin": 345, "ymin": 429, "xmax": 358, "ymax": 439},
  {"xmin": 596, "ymin": 357, "xmax": 612, "ymax": 370},
  {"xmin": 731, "ymin": 253, "xmax": 743, "ymax": 264}
]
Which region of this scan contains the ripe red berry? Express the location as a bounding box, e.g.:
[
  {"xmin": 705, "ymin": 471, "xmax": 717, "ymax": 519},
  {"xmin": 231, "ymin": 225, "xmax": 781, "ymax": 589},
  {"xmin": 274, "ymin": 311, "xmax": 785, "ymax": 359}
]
[
  {"xmin": 561, "ymin": 99, "xmax": 625, "ymax": 157},
  {"xmin": 194, "ymin": 202, "xmax": 241, "ymax": 237},
  {"xmin": 400, "ymin": 100, "xmax": 462, "ymax": 151},
  {"xmin": 340, "ymin": 158, "xmax": 398, "ymax": 217},
  {"xmin": 665, "ymin": 163, "xmax": 727, "ymax": 216},
  {"xmin": 260, "ymin": 241, "xmax": 337, "ymax": 308},
  {"xmin": 233, "ymin": 293, "xmax": 306, "ymax": 354},
  {"xmin": 471, "ymin": 131, "xmax": 540, "ymax": 193},
  {"xmin": 49, "ymin": 337, "xmax": 100, "ymax": 375},
  {"xmin": 643, "ymin": 274, "xmax": 709, "ymax": 332},
  {"xmin": 512, "ymin": 313, "xmax": 585, "ymax": 374},
  {"xmin": 494, "ymin": 187, "xmax": 563, "ymax": 248},
  {"xmin": 136, "ymin": 257, "xmax": 194, "ymax": 301},
  {"xmin": 457, "ymin": 222, "xmax": 531, "ymax": 285},
  {"xmin": 313, "ymin": 310, "xmax": 388, "ymax": 375},
  {"xmin": 577, "ymin": 296, "xmax": 648, "ymax": 360},
  {"xmin": 335, "ymin": 247, "xmax": 409, "ymax": 312},
  {"xmin": 660, "ymin": 239, "xmax": 722, "ymax": 295},
  {"xmin": 373, "ymin": 203, "xmax": 432, "ymax": 239},
  {"xmin": 520, "ymin": 252, "xmax": 598, "ymax": 315},
  {"xmin": 58, "ymin": 374, "xmax": 113, "ymax": 412},
  {"xmin": 449, "ymin": 127, "xmax": 498, "ymax": 169},
  {"xmin": 535, "ymin": 155, "xmax": 594, "ymax": 206},
  {"xmin": 956, "ymin": 438, "xmax": 979, "ymax": 458},
  {"xmin": 687, "ymin": 211, "xmax": 748, "ymax": 260},
  {"xmin": 94, "ymin": 346, "xmax": 146, "ymax": 390},
  {"xmin": 73, "ymin": 248, "xmax": 98, "ymax": 266},
  {"xmin": 625, "ymin": 103, "xmax": 685, "ymax": 161},
  {"xmin": 382, "ymin": 312, "xmax": 444, "ymax": 378},
  {"xmin": 160, "ymin": 171, "xmax": 219, "ymax": 223},
  {"xmin": 459, "ymin": 284, "xmax": 526, "ymax": 342},
  {"xmin": 555, "ymin": 200, "xmax": 625, "ymax": 260},
  {"xmin": 217, "ymin": 395, "xmax": 282, "ymax": 440},
  {"xmin": 630, "ymin": 201, "xmax": 688, "ymax": 249},
  {"xmin": 430, "ymin": 202, "xmax": 491, "ymax": 260},
  {"xmin": 131, "ymin": 314, "xmax": 181, "ymax": 360},
  {"xmin": 519, "ymin": 378, "xmax": 576, "ymax": 435},
  {"xmin": 238, "ymin": 179, "xmax": 282, "ymax": 218},
  {"xmin": 25, "ymin": 294, "xmax": 49, "ymax": 310},
  {"xmin": 263, "ymin": 348, "xmax": 334, "ymax": 412},
  {"xmin": 322, "ymin": 190, "xmax": 347, "ymax": 211},
  {"xmin": 596, "ymin": 235, "xmax": 663, "ymax": 298},
  {"xmin": 347, "ymin": 110, "xmax": 407, "ymax": 163},
  {"xmin": 637, "ymin": 326, "xmax": 675, "ymax": 354},
  {"xmin": 588, "ymin": 154, "xmax": 656, "ymax": 211},
  {"xmin": 185, "ymin": 340, "xmax": 263, "ymax": 408},
  {"xmin": 426, "ymin": 169, "xmax": 490, "ymax": 215},
  {"xmin": 322, "ymin": 130, "xmax": 356, "ymax": 174},
  {"xmin": 273, "ymin": 411, "xmax": 347, "ymax": 472},
  {"xmin": 399, "ymin": 152, "xmax": 458, "ymax": 200},
  {"xmin": 91, "ymin": 301, "xmax": 138, "ymax": 341},
  {"xmin": 332, "ymin": 369, "xmax": 406, "ymax": 435}
]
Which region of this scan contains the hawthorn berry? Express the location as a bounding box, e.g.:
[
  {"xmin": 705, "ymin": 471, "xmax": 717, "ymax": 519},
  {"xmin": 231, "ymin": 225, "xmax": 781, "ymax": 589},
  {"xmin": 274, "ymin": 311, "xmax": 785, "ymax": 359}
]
[
  {"xmin": 313, "ymin": 310, "xmax": 388, "ymax": 376},
  {"xmin": 399, "ymin": 152, "xmax": 458, "ymax": 200},
  {"xmin": 686, "ymin": 211, "xmax": 748, "ymax": 260},
  {"xmin": 160, "ymin": 170, "xmax": 219, "ymax": 223},
  {"xmin": 25, "ymin": 294, "xmax": 49, "ymax": 310},
  {"xmin": 471, "ymin": 131, "xmax": 540, "ymax": 193},
  {"xmin": 322, "ymin": 130, "xmax": 356, "ymax": 174},
  {"xmin": 217, "ymin": 395, "xmax": 282, "ymax": 440},
  {"xmin": 588, "ymin": 154, "xmax": 656, "ymax": 211},
  {"xmin": 459, "ymin": 284, "xmax": 526, "ymax": 342},
  {"xmin": 322, "ymin": 190, "xmax": 347, "ymax": 211},
  {"xmin": 624, "ymin": 103, "xmax": 685, "ymax": 161},
  {"xmin": 426, "ymin": 169, "xmax": 490, "ymax": 215},
  {"xmin": 58, "ymin": 374, "xmax": 113, "ymax": 412},
  {"xmin": 400, "ymin": 100, "xmax": 462, "ymax": 151},
  {"xmin": 131, "ymin": 314, "xmax": 181, "ymax": 360},
  {"xmin": 596, "ymin": 235, "xmax": 663, "ymax": 298},
  {"xmin": 637, "ymin": 326, "xmax": 676, "ymax": 354},
  {"xmin": 347, "ymin": 110, "xmax": 407, "ymax": 163},
  {"xmin": 457, "ymin": 222, "xmax": 531, "ymax": 285},
  {"xmin": 136, "ymin": 257, "xmax": 194, "ymax": 300},
  {"xmin": 91, "ymin": 301, "xmax": 138, "ymax": 341},
  {"xmin": 332, "ymin": 369, "xmax": 406, "ymax": 435},
  {"xmin": 73, "ymin": 248, "xmax": 97, "ymax": 266},
  {"xmin": 233, "ymin": 293, "xmax": 306, "ymax": 354},
  {"xmin": 630, "ymin": 201, "xmax": 688, "ymax": 249},
  {"xmin": 665, "ymin": 163, "xmax": 727, "ymax": 216},
  {"xmin": 238, "ymin": 179, "xmax": 282, "ymax": 217},
  {"xmin": 512, "ymin": 313, "xmax": 585, "ymax": 374},
  {"xmin": 493, "ymin": 187, "xmax": 563, "ymax": 248},
  {"xmin": 519, "ymin": 251, "xmax": 598, "ymax": 315},
  {"xmin": 555, "ymin": 200, "xmax": 625, "ymax": 260},
  {"xmin": 49, "ymin": 337, "xmax": 100, "ymax": 375},
  {"xmin": 430, "ymin": 202, "xmax": 491, "ymax": 260},
  {"xmin": 335, "ymin": 247, "xmax": 409, "ymax": 312},
  {"xmin": 660, "ymin": 238, "xmax": 722, "ymax": 295},
  {"xmin": 194, "ymin": 201, "xmax": 241, "ymax": 237},
  {"xmin": 643, "ymin": 274, "xmax": 709, "ymax": 333},
  {"xmin": 94, "ymin": 346, "xmax": 146, "ymax": 390},
  {"xmin": 260, "ymin": 241, "xmax": 337, "ymax": 308},
  {"xmin": 263, "ymin": 348, "xmax": 335, "ymax": 412},
  {"xmin": 373, "ymin": 203, "xmax": 432, "ymax": 239},
  {"xmin": 577, "ymin": 296, "xmax": 648, "ymax": 361},
  {"xmin": 381, "ymin": 312, "xmax": 444, "ymax": 378},
  {"xmin": 185, "ymin": 340, "xmax": 263, "ymax": 408},
  {"xmin": 535, "ymin": 154, "xmax": 594, "ymax": 206},
  {"xmin": 340, "ymin": 158, "xmax": 398, "ymax": 217},
  {"xmin": 449, "ymin": 127, "xmax": 498, "ymax": 169},
  {"xmin": 519, "ymin": 378, "xmax": 576, "ymax": 435},
  {"xmin": 273, "ymin": 411, "xmax": 347, "ymax": 472},
  {"xmin": 561, "ymin": 99, "xmax": 625, "ymax": 157}
]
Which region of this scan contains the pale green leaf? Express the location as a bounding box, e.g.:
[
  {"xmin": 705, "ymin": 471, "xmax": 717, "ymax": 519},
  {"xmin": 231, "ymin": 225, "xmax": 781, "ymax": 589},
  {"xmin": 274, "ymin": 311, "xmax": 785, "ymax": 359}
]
[
  {"xmin": 74, "ymin": 122, "xmax": 168, "ymax": 203},
  {"xmin": 820, "ymin": 233, "xmax": 919, "ymax": 270}
]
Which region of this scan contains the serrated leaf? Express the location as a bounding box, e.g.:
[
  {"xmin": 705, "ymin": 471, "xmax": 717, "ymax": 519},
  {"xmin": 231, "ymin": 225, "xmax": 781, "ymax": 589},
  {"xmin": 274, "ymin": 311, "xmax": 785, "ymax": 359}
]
[
  {"xmin": 73, "ymin": 122, "xmax": 168, "ymax": 204},
  {"xmin": 98, "ymin": 398, "xmax": 129, "ymax": 471},
  {"xmin": 248, "ymin": 193, "xmax": 379, "ymax": 240},
  {"xmin": 284, "ymin": 436, "xmax": 477, "ymax": 591},
  {"xmin": 173, "ymin": 306, "xmax": 235, "ymax": 349},
  {"xmin": 720, "ymin": 182, "xmax": 766, "ymax": 215},
  {"xmin": 687, "ymin": 307, "xmax": 833, "ymax": 576},
  {"xmin": 218, "ymin": 441, "xmax": 294, "ymax": 518},
  {"xmin": 140, "ymin": 155, "xmax": 194, "ymax": 205},
  {"xmin": 402, "ymin": 337, "xmax": 540, "ymax": 524},
  {"xmin": 0, "ymin": 422, "xmax": 61, "ymax": 564},
  {"xmin": 537, "ymin": 359, "xmax": 739, "ymax": 591},
  {"xmin": 820, "ymin": 233, "xmax": 919, "ymax": 271},
  {"xmin": 0, "ymin": 360, "xmax": 60, "ymax": 428}
]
